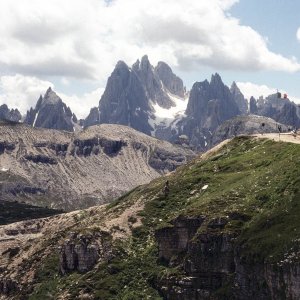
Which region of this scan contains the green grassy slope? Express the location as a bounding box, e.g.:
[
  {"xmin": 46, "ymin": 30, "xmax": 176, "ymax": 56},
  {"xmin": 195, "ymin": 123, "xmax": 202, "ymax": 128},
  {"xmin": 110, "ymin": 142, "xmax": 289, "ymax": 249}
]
[{"xmin": 29, "ymin": 137, "xmax": 300, "ymax": 299}]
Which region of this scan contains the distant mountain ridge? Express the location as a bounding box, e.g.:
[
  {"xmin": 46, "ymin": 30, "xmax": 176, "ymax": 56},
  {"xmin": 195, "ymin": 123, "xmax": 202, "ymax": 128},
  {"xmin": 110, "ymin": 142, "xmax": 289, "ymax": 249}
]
[{"xmin": 1, "ymin": 55, "xmax": 300, "ymax": 150}]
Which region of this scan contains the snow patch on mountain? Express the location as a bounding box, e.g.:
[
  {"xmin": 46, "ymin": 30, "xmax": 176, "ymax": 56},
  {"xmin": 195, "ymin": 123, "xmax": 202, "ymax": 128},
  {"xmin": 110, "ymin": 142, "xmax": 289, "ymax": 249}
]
[
  {"xmin": 33, "ymin": 111, "xmax": 39, "ymax": 127},
  {"xmin": 149, "ymin": 93, "xmax": 188, "ymax": 135}
]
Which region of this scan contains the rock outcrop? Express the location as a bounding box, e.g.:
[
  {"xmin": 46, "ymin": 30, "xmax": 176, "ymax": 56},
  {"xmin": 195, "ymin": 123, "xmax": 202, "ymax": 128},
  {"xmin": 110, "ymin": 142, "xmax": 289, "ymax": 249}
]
[
  {"xmin": 59, "ymin": 231, "xmax": 112, "ymax": 274},
  {"xmin": 0, "ymin": 277, "xmax": 18, "ymax": 295},
  {"xmin": 155, "ymin": 215, "xmax": 300, "ymax": 299}
]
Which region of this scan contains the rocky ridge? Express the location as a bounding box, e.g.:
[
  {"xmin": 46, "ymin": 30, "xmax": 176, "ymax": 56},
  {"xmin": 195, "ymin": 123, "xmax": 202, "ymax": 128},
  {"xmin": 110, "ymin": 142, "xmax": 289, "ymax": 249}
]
[{"xmin": 0, "ymin": 121, "xmax": 194, "ymax": 211}]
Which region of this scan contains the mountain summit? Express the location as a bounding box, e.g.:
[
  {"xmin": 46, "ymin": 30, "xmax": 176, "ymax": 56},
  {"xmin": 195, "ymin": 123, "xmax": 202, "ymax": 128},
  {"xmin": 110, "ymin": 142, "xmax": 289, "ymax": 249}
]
[
  {"xmin": 25, "ymin": 88, "xmax": 77, "ymax": 131},
  {"xmin": 84, "ymin": 56, "xmax": 187, "ymax": 134}
]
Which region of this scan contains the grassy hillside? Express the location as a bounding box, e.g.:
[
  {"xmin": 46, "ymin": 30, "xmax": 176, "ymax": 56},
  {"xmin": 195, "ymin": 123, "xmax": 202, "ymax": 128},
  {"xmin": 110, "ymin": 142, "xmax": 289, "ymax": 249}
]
[{"xmin": 15, "ymin": 136, "xmax": 300, "ymax": 299}]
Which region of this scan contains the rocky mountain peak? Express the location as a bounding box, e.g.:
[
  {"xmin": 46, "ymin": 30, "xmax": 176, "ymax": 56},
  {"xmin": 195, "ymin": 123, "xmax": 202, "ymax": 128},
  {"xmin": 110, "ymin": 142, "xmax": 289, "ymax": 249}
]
[
  {"xmin": 115, "ymin": 60, "xmax": 129, "ymax": 70},
  {"xmin": 132, "ymin": 59, "xmax": 140, "ymax": 70},
  {"xmin": 24, "ymin": 88, "xmax": 77, "ymax": 131},
  {"xmin": 140, "ymin": 55, "xmax": 151, "ymax": 70},
  {"xmin": 230, "ymin": 81, "xmax": 238, "ymax": 91},
  {"xmin": 210, "ymin": 73, "xmax": 223, "ymax": 86},
  {"xmin": 230, "ymin": 81, "xmax": 248, "ymax": 114},
  {"xmin": 85, "ymin": 55, "xmax": 186, "ymax": 131},
  {"xmin": 42, "ymin": 87, "xmax": 61, "ymax": 106},
  {"xmin": 0, "ymin": 104, "xmax": 22, "ymax": 122}
]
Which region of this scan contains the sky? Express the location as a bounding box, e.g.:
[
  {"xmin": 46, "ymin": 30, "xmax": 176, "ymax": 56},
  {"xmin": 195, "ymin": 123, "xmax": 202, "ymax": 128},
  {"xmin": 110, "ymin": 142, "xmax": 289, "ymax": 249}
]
[{"xmin": 0, "ymin": 0, "xmax": 299, "ymax": 119}]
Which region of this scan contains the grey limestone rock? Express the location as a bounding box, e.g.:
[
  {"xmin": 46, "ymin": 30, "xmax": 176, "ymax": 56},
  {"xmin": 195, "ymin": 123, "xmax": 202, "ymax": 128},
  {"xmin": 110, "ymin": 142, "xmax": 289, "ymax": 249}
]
[
  {"xmin": 24, "ymin": 87, "xmax": 77, "ymax": 132},
  {"xmin": 84, "ymin": 56, "xmax": 186, "ymax": 133},
  {"xmin": 175, "ymin": 73, "xmax": 241, "ymax": 151},
  {"xmin": 255, "ymin": 93, "xmax": 300, "ymax": 128},
  {"xmin": 59, "ymin": 231, "xmax": 112, "ymax": 274},
  {"xmin": 231, "ymin": 81, "xmax": 248, "ymax": 114},
  {"xmin": 155, "ymin": 61, "xmax": 185, "ymax": 98},
  {"xmin": 0, "ymin": 104, "xmax": 22, "ymax": 122}
]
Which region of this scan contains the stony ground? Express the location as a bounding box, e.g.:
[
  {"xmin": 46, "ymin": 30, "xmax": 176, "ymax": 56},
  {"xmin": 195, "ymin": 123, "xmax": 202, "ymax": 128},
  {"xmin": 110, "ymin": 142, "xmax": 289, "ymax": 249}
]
[{"xmin": 0, "ymin": 123, "xmax": 194, "ymax": 211}]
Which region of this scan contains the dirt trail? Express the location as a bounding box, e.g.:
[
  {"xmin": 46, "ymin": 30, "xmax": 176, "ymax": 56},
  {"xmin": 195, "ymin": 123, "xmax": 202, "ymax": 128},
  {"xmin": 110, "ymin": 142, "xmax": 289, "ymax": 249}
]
[{"xmin": 253, "ymin": 132, "xmax": 300, "ymax": 144}]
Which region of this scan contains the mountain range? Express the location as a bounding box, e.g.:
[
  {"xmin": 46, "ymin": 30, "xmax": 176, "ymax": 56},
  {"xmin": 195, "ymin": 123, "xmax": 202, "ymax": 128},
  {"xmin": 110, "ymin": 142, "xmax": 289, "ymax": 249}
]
[{"xmin": 1, "ymin": 55, "xmax": 300, "ymax": 151}]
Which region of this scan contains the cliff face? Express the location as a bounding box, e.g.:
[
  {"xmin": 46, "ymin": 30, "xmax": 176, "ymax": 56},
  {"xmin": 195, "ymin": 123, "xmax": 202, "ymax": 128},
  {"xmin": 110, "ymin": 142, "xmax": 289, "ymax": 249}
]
[{"xmin": 155, "ymin": 216, "xmax": 300, "ymax": 299}]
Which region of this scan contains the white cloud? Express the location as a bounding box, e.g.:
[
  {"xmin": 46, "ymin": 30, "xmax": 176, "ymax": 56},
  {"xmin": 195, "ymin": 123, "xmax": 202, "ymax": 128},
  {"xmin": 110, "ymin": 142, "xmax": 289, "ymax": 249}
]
[
  {"xmin": 0, "ymin": 74, "xmax": 53, "ymax": 114},
  {"xmin": 297, "ymin": 27, "xmax": 300, "ymax": 42},
  {"xmin": 0, "ymin": 74, "xmax": 102, "ymax": 119},
  {"xmin": 237, "ymin": 81, "xmax": 300, "ymax": 103},
  {"xmin": 0, "ymin": 0, "xmax": 299, "ymax": 84}
]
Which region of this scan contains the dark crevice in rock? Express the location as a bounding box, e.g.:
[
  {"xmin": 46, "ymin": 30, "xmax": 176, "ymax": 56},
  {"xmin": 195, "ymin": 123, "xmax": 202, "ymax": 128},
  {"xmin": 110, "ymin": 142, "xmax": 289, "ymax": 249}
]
[
  {"xmin": 24, "ymin": 154, "xmax": 57, "ymax": 165},
  {"xmin": 0, "ymin": 141, "xmax": 16, "ymax": 155}
]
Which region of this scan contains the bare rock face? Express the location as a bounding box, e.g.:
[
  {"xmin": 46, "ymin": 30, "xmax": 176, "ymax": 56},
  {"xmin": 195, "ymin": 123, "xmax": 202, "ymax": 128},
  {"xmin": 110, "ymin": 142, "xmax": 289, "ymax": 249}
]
[
  {"xmin": 155, "ymin": 215, "xmax": 300, "ymax": 299},
  {"xmin": 59, "ymin": 231, "xmax": 112, "ymax": 274},
  {"xmin": 249, "ymin": 96, "xmax": 258, "ymax": 114},
  {"xmin": 174, "ymin": 73, "xmax": 241, "ymax": 151},
  {"xmin": 155, "ymin": 61, "xmax": 185, "ymax": 98},
  {"xmin": 155, "ymin": 216, "xmax": 204, "ymax": 263},
  {"xmin": 132, "ymin": 55, "xmax": 174, "ymax": 109},
  {"xmin": 185, "ymin": 74, "xmax": 240, "ymax": 129},
  {"xmin": 84, "ymin": 56, "xmax": 186, "ymax": 133},
  {"xmin": 0, "ymin": 123, "xmax": 194, "ymax": 211},
  {"xmin": 0, "ymin": 141, "xmax": 16, "ymax": 154},
  {"xmin": 24, "ymin": 87, "xmax": 77, "ymax": 132},
  {"xmin": 84, "ymin": 107, "xmax": 100, "ymax": 128},
  {"xmin": 231, "ymin": 81, "xmax": 248, "ymax": 114},
  {"xmin": 95, "ymin": 60, "xmax": 153, "ymax": 135}
]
